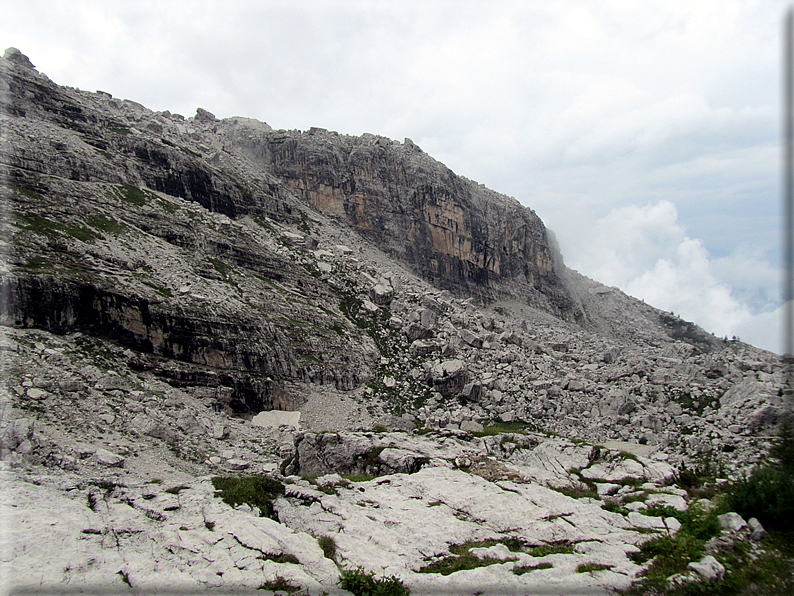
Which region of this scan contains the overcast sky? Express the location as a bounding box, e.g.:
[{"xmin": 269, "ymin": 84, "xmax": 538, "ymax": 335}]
[{"xmin": 2, "ymin": 0, "xmax": 789, "ymax": 353}]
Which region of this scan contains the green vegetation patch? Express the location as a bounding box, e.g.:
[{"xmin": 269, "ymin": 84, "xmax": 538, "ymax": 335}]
[
  {"xmin": 724, "ymin": 421, "xmax": 794, "ymax": 533},
  {"xmin": 527, "ymin": 542, "xmax": 575, "ymax": 557},
  {"xmin": 86, "ymin": 214, "xmax": 126, "ymax": 235},
  {"xmin": 12, "ymin": 185, "xmax": 41, "ymax": 200},
  {"xmin": 623, "ymin": 492, "xmax": 649, "ymax": 504},
  {"xmin": 339, "ymin": 568, "xmax": 410, "ymax": 596},
  {"xmin": 602, "ymin": 499, "xmax": 630, "ymax": 516},
  {"xmin": 106, "ymin": 125, "xmax": 131, "ymax": 136},
  {"xmin": 15, "ymin": 212, "xmax": 99, "ymax": 243},
  {"xmin": 211, "ymin": 475, "xmax": 284, "ymax": 520},
  {"xmin": 513, "ymin": 562, "xmax": 553, "ymax": 575},
  {"xmin": 158, "ymin": 198, "xmax": 180, "ymax": 214},
  {"xmin": 318, "ymin": 535, "xmax": 337, "ymax": 560},
  {"xmin": 119, "ymin": 184, "xmax": 149, "ymax": 206},
  {"xmin": 418, "ymin": 539, "xmax": 525, "ymax": 576},
  {"xmin": 576, "ymin": 563, "xmax": 613, "ymax": 573},
  {"xmin": 209, "ymin": 257, "xmax": 233, "ymax": 279},
  {"xmin": 257, "ymin": 577, "xmax": 301, "ymax": 593},
  {"xmin": 23, "ymin": 256, "xmax": 52, "ymax": 270},
  {"xmin": 261, "ymin": 552, "xmax": 299, "ymax": 565},
  {"xmin": 419, "ymin": 546, "xmax": 513, "ymax": 576},
  {"xmin": 552, "ymin": 481, "xmax": 599, "ymax": 500}
]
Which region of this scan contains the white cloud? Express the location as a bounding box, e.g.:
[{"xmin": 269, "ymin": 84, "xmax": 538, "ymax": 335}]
[{"xmin": 564, "ymin": 200, "xmax": 782, "ymax": 352}]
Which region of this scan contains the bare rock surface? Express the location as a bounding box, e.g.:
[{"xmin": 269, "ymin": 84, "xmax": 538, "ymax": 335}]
[{"xmin": 1, "ymin": 48, "xmax": 792, "ymax": 594}]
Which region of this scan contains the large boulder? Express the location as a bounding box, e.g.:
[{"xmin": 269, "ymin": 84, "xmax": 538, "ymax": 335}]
[{"xmin": 430, "ymin": 359, "xmax": 469, "ymax": 396}]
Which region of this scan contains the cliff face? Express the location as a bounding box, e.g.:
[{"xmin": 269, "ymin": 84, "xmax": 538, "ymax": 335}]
[{"xmin": 224, "ymin": 125, "xmax": 572, "ymax": 316}]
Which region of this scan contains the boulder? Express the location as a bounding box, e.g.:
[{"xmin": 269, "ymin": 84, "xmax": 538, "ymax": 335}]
[
  {"xmin": 409, "ymin": 339, "xmax": 438, "ymax": 357},
  {"xmin": 95, "ymin": 374, "xmax": 129, "ymax": 392},
  {"xmin": 0, "ymin": 418, "xmax": 35, "ymax": 451},
  {"xmin": 718, "ymin": 512, "xmax": 748, "ymax": 533},
  {"xmin": 227, "ymin": 459, "xmax": 250, "ymax": 470},
  {"xmin": 687, "ymin": 555, "xmax": 725, "ymax": 583},
  {"xmin": 377, "ymin": 448, "xmax": 426, "ymax": 474},
  {"xmin": 419, "ymin": 308, "xmax": 438, "ymax": 328},
  {"xmin": 195, "ymin": 107, "xmax": 216, "ymax": 122},
  {"xmin": 460, "ymin": 420, "xmax": 484, "ymax": 433},
  {"xmin": 93, "ymin": 448, "xmax": 125, "ymax": 467},
  {"xmin": 627, "ymin": 511, "xmax": 681, "ymax": 533},
  {"xmin": 748, "ymin": 517, "xmax": 766, "ymax": 541},
  {"xmin": 459, "ymin": 329, "xmax": 483, "ymax": 348},
  {"xmin": 370, "ymin": 284, "xmax": 394, "ymax": 305},
  {"xmin": 26, "ymin": 388, "xmax": 48, "ymax": 400},
  {"xmin": 430, "ymin": 360, "xmax": 469, "ymax": 396}
]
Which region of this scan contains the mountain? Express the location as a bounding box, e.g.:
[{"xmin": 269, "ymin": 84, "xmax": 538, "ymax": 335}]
[{"xmin": 1, "ymin": 47, "xmax": 791, "ymax": 594}]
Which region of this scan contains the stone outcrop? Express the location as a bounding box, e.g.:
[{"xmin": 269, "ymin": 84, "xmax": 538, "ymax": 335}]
[{"xmin": 225, "ymin": 125, "xmax": 573, "ymax": 315}]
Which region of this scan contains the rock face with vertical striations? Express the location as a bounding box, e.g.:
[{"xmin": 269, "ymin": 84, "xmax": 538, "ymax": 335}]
[{"xmin": 224, "ymin": 125, "xmax": 572, "ymax": 316}]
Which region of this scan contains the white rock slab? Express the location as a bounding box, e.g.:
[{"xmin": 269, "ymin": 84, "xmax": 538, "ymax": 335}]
[{"xmin": 252, "ymin": 410, "xmax": 301, "ymax": 429}]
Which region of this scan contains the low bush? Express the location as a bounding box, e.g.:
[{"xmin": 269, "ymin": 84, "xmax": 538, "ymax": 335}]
[
  {"xmin": 602, "ymin": 499, "xmax": 630, "ymax": 516},
  {"xmin": 723, "ymin": 421, "xmax": 794, "ymax": 534},
  {"xmin": 211, "ymin": 475, "xmax": 284, "ymax": 520},
  {"xmin": 622, "ymin": 424, "xmax": 794, "ymax": 594},
  {"xmin": 339, "ymin": 567, "xmax": 410, "ymax": 596}
]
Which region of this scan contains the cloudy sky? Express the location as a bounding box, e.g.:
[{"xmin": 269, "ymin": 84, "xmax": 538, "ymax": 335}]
[{"xmin": 2, "ymin": 0, "xmax": 789, "ymax": 353}]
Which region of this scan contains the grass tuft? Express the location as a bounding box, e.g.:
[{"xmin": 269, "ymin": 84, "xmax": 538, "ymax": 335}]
[
  {"xmin": 318, "ymin": 535, "xmax": 337, "ymax": 560},
  {"xmin": 576, "ymin": 563, "xmax": 613, "ymax": 573}
]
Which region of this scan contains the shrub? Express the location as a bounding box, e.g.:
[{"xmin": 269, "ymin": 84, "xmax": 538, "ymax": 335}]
[
  {"xmin": 554, "ymin": 482, "xmax": 598, "ymax": 500},
  {"xmin": 723, "ymin": 421, "xmax": 794, "ymax": 534},
  {"xmin": 318, "ymin": 535, "xmax": 337, "ymax": 560},
  {"xmin": 258, "ymin": 577, "xmax": 300, "ymax": 593},
  {"xmin": 211, "ymin": 475, "xmax": 284, "ymax": 520},
  {"xmin": 339, "ymin": 567, "xmax": 410, "ymax": 596}
]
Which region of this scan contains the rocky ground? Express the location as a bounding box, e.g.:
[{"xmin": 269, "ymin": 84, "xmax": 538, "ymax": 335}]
[{"xmin": 1, "ymin": 47, "xmax": 793, "ymax": 594}]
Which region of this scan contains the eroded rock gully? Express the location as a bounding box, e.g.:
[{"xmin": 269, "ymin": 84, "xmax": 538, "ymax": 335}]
[{"xmin": 1, "ymin": 48, "xmax": 792, "ymax": 594}]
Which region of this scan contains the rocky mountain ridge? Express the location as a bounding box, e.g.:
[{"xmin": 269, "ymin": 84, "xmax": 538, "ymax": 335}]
[{"xmin": 1, "ymin": 48, "xmax": 792, "ymax": 594}]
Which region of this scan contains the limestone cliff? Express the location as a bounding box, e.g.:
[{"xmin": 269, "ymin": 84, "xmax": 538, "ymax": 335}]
[{"xmin": 224, "ymin": 125, "xmax": 572, "ymax": 316}]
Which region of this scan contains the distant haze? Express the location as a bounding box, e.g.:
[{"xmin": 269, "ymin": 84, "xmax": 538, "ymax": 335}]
[{"xmin": 1, "ymin": 0, "xmax": 786, "ymax": 352}]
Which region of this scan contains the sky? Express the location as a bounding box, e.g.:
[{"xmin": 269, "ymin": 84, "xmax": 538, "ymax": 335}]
[{"xmin": 1, "ymin": 0, "xmax": 789, "ymax": 353}]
